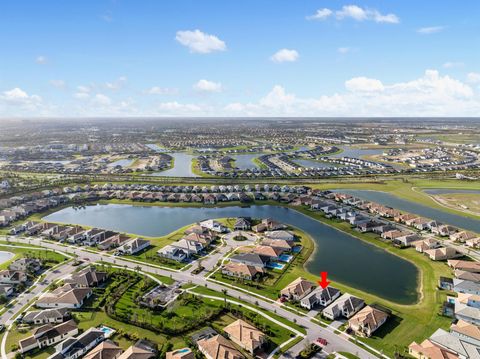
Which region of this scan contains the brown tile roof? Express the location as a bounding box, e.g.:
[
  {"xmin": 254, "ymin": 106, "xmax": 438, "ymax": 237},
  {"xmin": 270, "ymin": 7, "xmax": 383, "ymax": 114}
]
[
  {"xmin": 224, "ymin": 319, "xmax": 265, "ymax": 353},
  {"xmin": 408, "ymin": 340, "xmax": 458, "ymax": 359},
  {"xmin": 117, "ymin": 345, "xmax": 155, "ymax": 359},
  {"xmin": 83, "ymin": 340, "xmax": 123, "ymax": 359},
  {"xmin": 451, "ymin": 320, "xmax": 480, "ymax": 341},
  {"xmin": 281, "ymin": 277, "xmax": 314, "ymax": 298},
  {"xmin": 348, "ymin": 306, "xmax": 388, "ymax": 332},
  {"xmin": 197, "ymin": 334, "xmax": 244, "ymax": 359},
  {"xmin": 223, "ymin": 263, "xmax": 264, "ymax": 277}
]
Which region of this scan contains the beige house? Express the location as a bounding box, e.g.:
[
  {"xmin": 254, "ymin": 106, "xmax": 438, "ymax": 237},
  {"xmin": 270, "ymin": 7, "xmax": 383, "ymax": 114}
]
[
  {"xmin": 448, "ymin": 260, "xmax": 480, "ymax": 273},
  {"xmin": 424, "ymin": 247, "xmax": 458, "ymax": 261},
  {"xmin": 408, "ymin": 339, "xmax": 458, "ymax": 359},
  {"xmin": 197, "ymin": 335, "xmax": 244, "ymax": 359},
  {"xmin": 222, "ymin": 263, "xmax": 264, "ymax": 280},
  {"xmin": 36, "ymin": 284, "xmax": 92, "ymax": 309},
  {"xmin": 224, "ymin": 319, "xmax": 266, "ymax": 353},
  {"xmin": 84, "ymin": 340, "xmax": 123, "ymax": 359},
  {"xmin": 348, "ymin": 306, "xmax": 388, "ymax": 337},
  {"xmin": 280, "ymin": 277, "xmax": 314, "ymax": 300},
  {"xmin": 117, "ymin": 345, "xmax": 155, "ymax": 359}
]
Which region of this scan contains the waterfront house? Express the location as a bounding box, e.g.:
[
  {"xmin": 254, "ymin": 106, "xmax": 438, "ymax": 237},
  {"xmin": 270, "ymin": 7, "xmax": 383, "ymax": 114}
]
[
  {"xmin": 451, "ymin": 231, "xmax": 478, "ymax": 243},
  {"xmin": 300, "ymin": 286, "xmax": 341, "ymax": 310},
  {"xmin": 449, "ymin": 260, "xmax": 480, "ymax": 273},
  {"xmin": 322, "ymin": 293, "xmax": 365, "ymax": 320},
  {"xmin": 252, "ymin": 245, "xmax": 284, "ymax": 260},
  {"xmin": 19, "ymin": 320, "xmax": 78, "ymax": 354},
  {"xmin": 117, "ymin": 238, "xmax": 151, "ymax": 255},
  {"xmin": 454, "ymin": 279, "xmax": 480, "ymax": 295},
  {"xmin": 234, "ymin": 217, "xmax": 251, "ymax": 231},
  {"xmin": 280, "ymin": 277, "xmax": 315, "ymax": 301},
  {"xmin": 413, "ymin": 238, "xmax": 440, "ymax": 253},
  {"xmin": 264, "ymin": 230, "xmax": 295, "ymax": 241},
  {"xmin": 348, "ymin": 306, "xmax": 389, "ymax": 337},
  {"xmin": 224, "ymin": 319, "xmax": 266, "ymax": 354},
  {"xmin": 424, "ymin": 247, "xmax": 459, "ymax": 261},
  {"xmin": 455, "ymin": 270, "xmax": 480, "ymax": 283}
]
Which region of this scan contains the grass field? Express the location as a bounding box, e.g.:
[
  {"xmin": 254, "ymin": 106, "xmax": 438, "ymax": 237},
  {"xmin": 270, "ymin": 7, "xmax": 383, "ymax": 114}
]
[
  {"xmin": 430, "ymin": 192, "xmax": 480, "ymax": 217},
  {"xmin": 0, "ymin": 240, "xmax": 67, "ymax": 270}
]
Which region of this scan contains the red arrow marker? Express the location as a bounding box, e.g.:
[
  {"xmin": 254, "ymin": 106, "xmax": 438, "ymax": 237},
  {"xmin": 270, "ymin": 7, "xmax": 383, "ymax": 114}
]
[{"xmin": 318, "ymin": 271, "xmax": 331, "ymax": 289}]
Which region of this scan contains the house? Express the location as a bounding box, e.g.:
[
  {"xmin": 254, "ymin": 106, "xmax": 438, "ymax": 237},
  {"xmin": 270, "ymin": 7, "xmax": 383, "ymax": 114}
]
[
  {"xmin": 0, "ymin": 284, "xmax": 14, "ymax": 297},
  {"xmin": 322, "ymin": 293, "xmax": 365, "ymax": 320},
  {"xmin": 429, "ymin": 328, "xmax": 480, "ymax": 358},
  {"xmin": 197, "ymin": 335, "xmax": 244, "ymax": 359},
  {"xmin": 182, "ymin": 233, "xmax": 214, "ymax": 247},
  {"xmin": 157, "ymin": 245, "xmax": 189, "ymax": 262},
  {"xmin": 117, "ymin": 238, "xmax": 151, "ymax": 255},
  {"xmin": 83, "ymin": 340, "xmax": 123, "ymax": 359},
  {"xmin": 455, "ymin": 270, "xmax": 480, "ymax": 283},
  {"xmin": 466, "ymin": 238, "xmax": 480, "ymax": 248},
  {"xmin": 64, "ymin": 267, "xmax": 107, "ymax": 287},
  {"xmin": 222, "ymin": 263, "xmax": 264, "ymax": 280},
  {"xmin": 348, "ymin": 306, "xmax": 389, "ymax": 337},
  {"xmin": 261, "ymin": 218, "xmax": 287, "ymax": 231},
  {"xmin": 199, "ymin": 220, "xmax": 228, "ymax": 233},
  {"xmin": 36, "ymin": 284, "xmax": 92, "ymax": 309},
  {"xmin": 117, "ymin": 344, "xmax": 155, "ymax": 359},
  {"xmin": 454, "ymin": 295, "xmax": 480, "ymax": 325},
  {"xmin": 23, "ymin": 308, "xmax": 70, "ymax": 325},
  {"xmin": 9, "ymin": 258, "xmax": 42, "ymax": 273},
  {"xmin": 439, "ymin": 277, "xmax": 454, "ymax": 291},
  {"xmin": 229, "ymin": 253, "xmax": 270, "ymax": 268},
  {"xmin": 98, "ymin": 234, "xmax": 131, "ymax": 250},
  {"xmin": 451, "ymin": 231, "xmax": 478, "ymax": 243},
  {"xmin": 280, "ymin": 277, "xmax": 315, "ymax": 301},
  {"xmin": 454, "ymin": 279, "xmax": 480, "ymax": 295},
  {"xmin": 171, "ymin": 239, "xmax": 204, "ymax": 255},
  {"xmin": 424, "ymin": 247, "xmax": 459, "ymax": 261},
  {"xmin": 395, "ymin": 233, "xmax": 422, "ymax": 247},
  {"xmin": 224, "ymin": 319, "xmax": 266, "ymax": 354},
  {"xmin": 19, "ymin": 320, "xmax": 78, "ymax": 354},
  {"xmin": 261, "ymin": 239, "xmax": 294, "ymax": 251},
  {"xmin": 263, "ymin": 230, "xmax": 295, "ymax": 241},
  {"xmin": 166, "ymin": 348, "xmax": 194, "ymax": 359},
  {"xmin": 234, "ymin": 217, "xmax": 251, "ymax": 231},
  {"xmin": 300, "ymin": 286, "xmax": 341, "ymax": 310},
  {"xmin": 450, "ymin": 320, "xmax": 480, "ymax": 343},
  {"xmin": 414, "ymin": 238, "xmax": 440, "ymax": 253},
  {"xmin": 49, "ymin": 327, "xmax": 105, "ymax": 359},
  {"xmin": 449, "ymin": 260, "xmax": 480, "ymax": 274},
  {"xmin": 0, "ymin": 270, "xmax": 27, "ymax": 284},
  {"xmin": 252, "ymin": 245, "xmax": 284, "ymax": 260},
  {"xmin": 408, "ymin": 339, "xmax": 458, "ymax": 359}
]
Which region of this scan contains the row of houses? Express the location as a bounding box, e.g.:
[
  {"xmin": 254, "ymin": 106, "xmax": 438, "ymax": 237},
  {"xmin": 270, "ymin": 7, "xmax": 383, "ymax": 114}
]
[
  {"xmin": 19, "ymin": 221, "xmax": 150, "ymax": 255},
  {"xmin": 279, "ymin": 277, "xmax": 389, "ymax": 337},
  {"xmin": 157, "ymin": 220, "xmax": 225, "ymax": 262}
]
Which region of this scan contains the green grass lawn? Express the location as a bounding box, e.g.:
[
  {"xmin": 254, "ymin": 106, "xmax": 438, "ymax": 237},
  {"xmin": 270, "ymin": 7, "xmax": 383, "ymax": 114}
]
[{"xmin": 0, "ymin": 240, "xmax": 67, "ymax": 270}]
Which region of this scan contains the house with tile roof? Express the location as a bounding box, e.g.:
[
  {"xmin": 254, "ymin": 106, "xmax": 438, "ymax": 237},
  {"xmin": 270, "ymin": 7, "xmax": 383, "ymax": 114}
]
[
  {"xmin": 197, "ymin": 334, "xmax": 244, "ymax": 359},
  {"xmin": 221, "ymin": 263, "xmax": 264, "ymax": 281},
  {"xmin": 280, "ymin": 277, "xmax": 315, "ymax": 301},
  {"xmin": 348, "ymin": 306, "xmax": 389, "ymax": 337},
  {"xmin": 322, "ymin": 293, "xmax": 365, "ymax": 320},
  {"xmin": 19, "ymin": 320, "xmax": 78, "ymax": 353},
  {"xmin": 224, "ymin": 319, "xmax": 266, "ymax": 354},
  {"xmin": 300, "ymin": 286, "xmax": 341, "ymax": 310},
  {"xmin": 36, "ymin": 284, "xmax": 92, "ymax": 309}
]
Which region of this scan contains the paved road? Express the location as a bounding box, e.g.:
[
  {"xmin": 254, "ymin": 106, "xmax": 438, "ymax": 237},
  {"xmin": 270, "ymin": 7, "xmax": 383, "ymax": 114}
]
[{"xmin": 1, "ymin": 236, "xmax": 381, "ymax": 359}]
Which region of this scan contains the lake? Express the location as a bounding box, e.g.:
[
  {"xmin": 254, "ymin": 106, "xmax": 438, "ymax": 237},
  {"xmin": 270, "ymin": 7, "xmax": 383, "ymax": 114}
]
[
  {"xmin": 107, "ymin": 159, "xmax": 134, "ymax": 168},
  {"xmin": 0, "ymin": 251, "xmax": 14, "ymax": 266},
  {"xmin": 335, "ymin": 189, "xmax": 480, "ymax": 233},
  {"xmin": 45, "ymin": 204, "xmax": 419, "ymax": 304},
  {"xmin": 232, "ymin": 154, "xmax": 259, "ymax": 170},
  {"xmin": 331, "ymin": 146, "xmax": 385, "ymax": 159},
  {"xmin": 150, "ymin": 152, "xmax": 198, "ymax": 177}
]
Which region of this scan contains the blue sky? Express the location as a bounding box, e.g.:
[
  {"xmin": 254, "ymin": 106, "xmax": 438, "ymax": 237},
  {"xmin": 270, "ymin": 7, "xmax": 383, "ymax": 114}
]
[{"xmin": 1, "ymin": 0, "xmax": 479, "ymax": 117}]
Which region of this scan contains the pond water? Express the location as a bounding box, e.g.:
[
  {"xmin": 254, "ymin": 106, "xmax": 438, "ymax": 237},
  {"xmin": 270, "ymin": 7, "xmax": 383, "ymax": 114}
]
[
  {"xmin": 45, "ymin": 204, "xmax": 419, "ymax": 304},
  {"xmin": 150, "ymin": 152, "xmax": 198, "ymax": 177},
  {"xmin": 331, "ymin": 146, "xmax": 385, "ymax": 159},
  {"xmin": 232, "ymin": 154, "xmax": 259, "ymax": 170},
  {"xmin": 335, "ymin": 189, "xmax": 480, "ymax": 233},
  {"xmin": 0, "ymin": 251, "xmax": 14, "ymax": 266}
]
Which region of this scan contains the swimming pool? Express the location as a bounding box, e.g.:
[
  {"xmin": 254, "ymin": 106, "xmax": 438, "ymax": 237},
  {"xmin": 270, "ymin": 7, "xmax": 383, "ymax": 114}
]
[
  {"xmin": 267, "ymin": 262, "xmax": 285, "ymax": 270},
  {"xmin": 292, "ymin": 246, "xmax": 302, "ymax": 253},
  {"xmin": 98, "ymin": 326, "xmax": 115, "ymax": 338},
  {"xmin": 278, "ymin": 254, "xmax": 293, "ymax": 263}
]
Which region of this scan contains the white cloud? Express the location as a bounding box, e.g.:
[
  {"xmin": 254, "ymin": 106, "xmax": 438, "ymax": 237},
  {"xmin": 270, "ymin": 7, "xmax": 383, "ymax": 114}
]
[
  {"xmin": 338, "ymin": 47, "xmax": 351, "ymax": 54},
  {"xmin": 193, "ymin": 79, "xmax": 223, "ymax": 93},
  {"xmin": 145, "ymin": 86, "xmax": 179, "ymax": 95},
  {"xmin": 467, "ymin": 72, "xmax": 480, "ymax": 84},
  {"xmin": 77, "ymin": 85, "xmax": 91, "ymax": 93},
  {"xmin": 93, "ymin": 93, "xmax": 112, "ymax": 106},
  {"xmin": 105, "ymin": 76, "xmax": 127, "ymax": 90},
  {"xmin": 1, "ymin": 88, "xmax": 41, "ymax": 103},
  {"xmin": 306, "ymin": 8, "xmax": 333, "ymax": 20},
  {"xmin": 443, "ymin": 62, "xmax": 464, "ymax": 69},
  {"xmin": 49, "ymin": 80, "xmax": 67, "ymax": 89},
  {"xmin": 270, "ymin": 49, "xmax": 299, "ymax": 63},
  {"xmin": 175, "ymin": 29, "xmax": 226, "ymax": 54},
  {"xmin": 158, "ymin": 101, "xmax": 204, "ymax": 114},
  {"xmin": 0, "ymin": 88, "xmax": 45, "ymax": 115},
  {"xmin": 35, "ymin": 55, "xmax": 48, "ymax": 65},
  {"xmin": 417, "ymin": 26, "xmax": 445, "ymax": 34},
  {"xmin": 345, "ymin": 77, "xmax": 384, "ymax": 92},
  {"xmin": 308, "ymin": 5, "xmax": 398, "ymax": 24}
]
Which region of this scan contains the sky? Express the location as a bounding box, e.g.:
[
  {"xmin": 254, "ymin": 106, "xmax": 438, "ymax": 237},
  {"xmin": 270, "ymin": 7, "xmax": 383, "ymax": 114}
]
[{"xmin": 1, "ymin": 0, "xmax": 480, "ymax": 117}]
